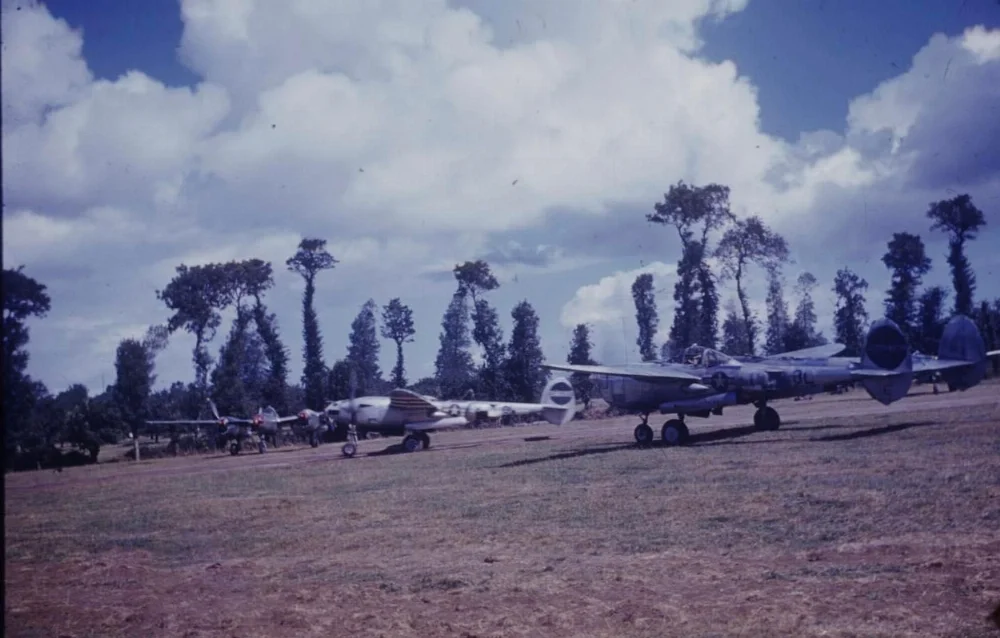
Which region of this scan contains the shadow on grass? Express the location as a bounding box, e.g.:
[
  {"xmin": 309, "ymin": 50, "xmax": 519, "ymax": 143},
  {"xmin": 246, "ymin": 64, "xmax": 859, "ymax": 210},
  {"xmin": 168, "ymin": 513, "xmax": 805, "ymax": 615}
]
[{"xmin": 809, "ymin": 420, "xmax": 938, "ymax": 442}]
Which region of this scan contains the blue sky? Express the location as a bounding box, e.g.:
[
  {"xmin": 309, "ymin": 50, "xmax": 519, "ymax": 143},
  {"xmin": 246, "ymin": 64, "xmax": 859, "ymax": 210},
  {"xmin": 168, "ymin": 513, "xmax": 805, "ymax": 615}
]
[{"xmin": 5, "ymin": 0, "xmax": 1000, "ymax": 395}]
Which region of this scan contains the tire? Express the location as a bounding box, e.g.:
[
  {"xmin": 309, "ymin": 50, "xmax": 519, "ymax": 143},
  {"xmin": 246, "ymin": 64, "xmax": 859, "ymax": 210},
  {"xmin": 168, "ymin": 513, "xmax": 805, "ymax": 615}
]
[
  {"xmin": 418, "ymin": 432, "xmax": 431, "ymax": 450},
  {"xmin": 661, "ymin": 420, "xmax": 689, "ymax": 446},
  {"xmin": 755, "ymin": 406, "xmax": 780, "ymax": 431},
  {"xmin": 229, "ymin": 441, "xmax": 240, "ymax": 456},
  {"xmin": 310, "ymin": 433, "xmax": 319, "ymax": 448},
  {"xmin": 402, "ymin": 435, "xmax": 422, "ymax": 453},
  {"xmin": 341, "ymin": 443, "xmax": 357, "ymax": 458},
  {"xmin": 258, "ymin": 440, "xmax": 267, "ymax": 454},
  {"xmin": 634, "ymin": 424, "xmax": 654, "ymax": 445}
]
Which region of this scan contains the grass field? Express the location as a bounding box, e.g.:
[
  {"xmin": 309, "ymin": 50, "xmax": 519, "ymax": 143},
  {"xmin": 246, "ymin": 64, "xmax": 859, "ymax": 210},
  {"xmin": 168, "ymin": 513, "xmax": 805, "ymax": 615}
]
[{"xmin": 5, "ymin": 385, "xmax": 1000, "ymax": 638}]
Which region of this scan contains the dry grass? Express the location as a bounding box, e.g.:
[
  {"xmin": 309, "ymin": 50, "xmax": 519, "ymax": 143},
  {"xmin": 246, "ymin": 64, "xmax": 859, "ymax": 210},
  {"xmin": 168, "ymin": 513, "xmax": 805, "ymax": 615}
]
[{"xmin": 5, "ymin": 385, "xmax": 1000, "ymax": 638}]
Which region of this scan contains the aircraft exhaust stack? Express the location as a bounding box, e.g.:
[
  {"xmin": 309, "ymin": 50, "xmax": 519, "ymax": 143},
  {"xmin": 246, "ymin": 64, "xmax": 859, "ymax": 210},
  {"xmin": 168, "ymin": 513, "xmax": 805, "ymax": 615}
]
[
  {"xmin": 937, "ymin": 314, "xmax": 987, "ymax": 391},
  {"xmin": 540, "ymin": 377, "xmax": 577, "ymax": 426},
  {"xmin": 858, "ymin": 318, "xmax": 913, "ymax": 405}
]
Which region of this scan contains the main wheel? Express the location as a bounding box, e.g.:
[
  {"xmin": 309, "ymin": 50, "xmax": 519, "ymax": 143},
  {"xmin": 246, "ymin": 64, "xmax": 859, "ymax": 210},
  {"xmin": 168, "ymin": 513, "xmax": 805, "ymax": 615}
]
[
  {"xmin": 402, "ymin": 434, "xmax": 422, "ymax": 453},
  {"xmin": 417, "ymin": 432, "xmax": 431, "ymax": 450},
  {"xmin": 258, "ymin": 439, "xmax": 267, "ymax": 454},
  {"xmin": 661, "ymin": 419, "xmax": 689, "ymax": 446},
  {"xmin": 634, "ymin": 424, "xmax": 654, "ymax": 445},
  {"xmin": 754, "ymin": 406, "xmax": 780, "ymax": 431},
  {"xmin": 341, "ymin": 442, "xmax": 357, "ymax": 458},
  {"xmin": 310, "ymin": 432, "xmax": 320, "ymax": 448},
  {"xmin": 229, "ymin": 441, "xmax": 240, "ymax": 456}
]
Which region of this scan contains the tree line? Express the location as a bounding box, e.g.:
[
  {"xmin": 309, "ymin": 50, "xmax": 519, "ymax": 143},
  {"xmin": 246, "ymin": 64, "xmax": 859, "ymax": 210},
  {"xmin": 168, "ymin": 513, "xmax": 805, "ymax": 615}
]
[{"xmin": 4, "ymin": 186, "xmax": 996, "ymax": 470}]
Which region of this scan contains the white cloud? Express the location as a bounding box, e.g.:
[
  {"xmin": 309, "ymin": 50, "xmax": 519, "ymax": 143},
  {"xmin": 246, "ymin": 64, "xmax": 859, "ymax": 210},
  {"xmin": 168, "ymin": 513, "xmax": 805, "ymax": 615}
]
[{"xmin": 2, "ymin": 0, "xmax": 998, "ymax": 395}]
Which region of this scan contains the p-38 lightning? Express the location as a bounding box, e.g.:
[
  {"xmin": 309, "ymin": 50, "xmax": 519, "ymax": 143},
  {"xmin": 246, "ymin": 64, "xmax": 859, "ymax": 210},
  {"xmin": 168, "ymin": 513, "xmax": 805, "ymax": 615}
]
[
  {"xmin": 299, "ymin": 376, "xmax": 578, "ymax": 457},
  {"xmin": 544, "ymin": 314, "xmax": 999, "ymax": 447},
  {"xmin": 145, "ymin": 400, "xmax": 299, "ymax": 455}
]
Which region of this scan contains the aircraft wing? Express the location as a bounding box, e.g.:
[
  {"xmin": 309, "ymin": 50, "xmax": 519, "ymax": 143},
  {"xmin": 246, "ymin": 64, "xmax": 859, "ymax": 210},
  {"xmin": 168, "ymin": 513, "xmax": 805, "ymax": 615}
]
[
  {"xmin": 145, "ymin": 419, "xmax": 219, "ymax": 425},
  {"xmin": 912, "ymin": 351, "xmax": 1000, "ymax": 373},
  {"xmin": 766, "ymin": 343, "xmax": 847, "ymax": 360},
  {"xmin": 542, "ymin": 362, "xmax": 701, "ymax": 383}
]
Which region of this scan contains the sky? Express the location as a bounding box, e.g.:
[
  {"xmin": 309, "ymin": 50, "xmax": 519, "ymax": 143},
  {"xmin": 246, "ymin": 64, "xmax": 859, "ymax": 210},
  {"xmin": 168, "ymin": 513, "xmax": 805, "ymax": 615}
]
[{"xmin": 3, "ymin": 0, "xmax": 1000, "ymax": 396}]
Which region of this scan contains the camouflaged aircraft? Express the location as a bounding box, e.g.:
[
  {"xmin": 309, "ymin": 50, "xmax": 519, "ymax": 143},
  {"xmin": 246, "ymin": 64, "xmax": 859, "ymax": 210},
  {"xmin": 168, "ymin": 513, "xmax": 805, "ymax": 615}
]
[
  {"xmin": 145, "ymin": 399, "xmax": 299, "ymax": 455},
  {"xmin": 544, "ymin": 314, "xmax": 999, "ymax": 447},
  {"xmin": 298, "ymin": 376, "xmax": 578, "ymax": 458}
]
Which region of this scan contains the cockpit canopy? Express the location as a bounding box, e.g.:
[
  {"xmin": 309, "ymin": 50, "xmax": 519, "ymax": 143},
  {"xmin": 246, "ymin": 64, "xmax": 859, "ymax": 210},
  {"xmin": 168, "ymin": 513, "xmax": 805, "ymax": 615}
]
[{"xmin": 682, "ymin": 344, "xmax": 737, "ymax": 368}]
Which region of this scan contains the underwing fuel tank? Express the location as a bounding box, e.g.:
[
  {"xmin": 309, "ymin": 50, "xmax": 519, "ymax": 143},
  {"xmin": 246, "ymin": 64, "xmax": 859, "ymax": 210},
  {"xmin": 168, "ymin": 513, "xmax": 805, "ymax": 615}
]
[{"xmin": 658, "ymin": 391, "xmax": 739, "ymax": 414}]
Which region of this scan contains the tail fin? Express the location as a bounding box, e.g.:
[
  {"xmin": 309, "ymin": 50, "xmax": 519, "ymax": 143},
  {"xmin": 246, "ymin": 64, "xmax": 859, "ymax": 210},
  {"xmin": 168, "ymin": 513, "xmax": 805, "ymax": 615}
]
[
  {"xmin": 938, "ymin": 314, "xmax": 987, "ymax": 391},
  {"xmin": 856, "ymin": 318, "xmax": 913, "ymax": 405},
  {"xmin": 540, "ymin": 377, "xmax": 577, "ymax": 426}
]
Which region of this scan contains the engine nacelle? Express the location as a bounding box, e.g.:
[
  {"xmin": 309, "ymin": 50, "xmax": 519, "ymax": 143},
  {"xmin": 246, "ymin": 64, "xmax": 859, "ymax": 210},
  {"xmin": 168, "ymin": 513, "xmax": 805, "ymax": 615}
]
[
  {"xmin": 659, "ymin": 391, "xmax": 739, "ymax": 414},
  {"xmin": 859, "ymin": 318, "xmax": 913, "ymax": 405}
]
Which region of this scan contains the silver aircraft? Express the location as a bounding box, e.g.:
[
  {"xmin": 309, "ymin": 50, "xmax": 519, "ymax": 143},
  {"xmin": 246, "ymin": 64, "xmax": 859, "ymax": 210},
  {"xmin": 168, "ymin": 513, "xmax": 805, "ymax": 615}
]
[
  {"xmin": 312, "ymin": 376, "xmax": 578, "ymax": 457},
  {"xmin": 544, "ymin": 315, "xmax": 999, "ymax": 447},
  {"xmin": 145, "ymin": 400, "xmax": 299, "ymax": 455}
]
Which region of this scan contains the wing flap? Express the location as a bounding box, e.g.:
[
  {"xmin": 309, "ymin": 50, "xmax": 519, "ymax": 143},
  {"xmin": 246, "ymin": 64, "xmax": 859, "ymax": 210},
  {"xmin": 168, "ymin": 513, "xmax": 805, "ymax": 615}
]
[{"xmin": 388, "ymin": 389, "xmax": 438, "ymax": 413}]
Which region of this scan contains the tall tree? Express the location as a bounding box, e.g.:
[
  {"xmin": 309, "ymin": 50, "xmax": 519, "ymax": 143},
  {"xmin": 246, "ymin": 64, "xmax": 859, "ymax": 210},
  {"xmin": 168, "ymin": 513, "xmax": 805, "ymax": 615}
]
[
  {"xmin": 720, "ymin": 299, "xmax": 751, "ymax": 356},
  {"xmin": 832, "ymin": 267, "xmax": 869, "ymax": 357},
  {"xmin": 472, "ymin": 298, "xmax": 508, "ymax": 399},
  {"xmin": 113, "ymin": 337, "xmax": 155, "ymax": 459},
  {"xmin": 764, "ymin": 270, "xmax": 790, "ymax": 355},
  {"xmin": 881, "ymin": 232, "xmax": 931, "ymax": 340},
  {"xmin": 631, "ymin": 273, "xmax": 659, "ymax": 361},
  {"xmin": 648, "ymin": 181, "xmax": 735, "ymax": 352},
  {"xmin": 434, "ymin": 291, "xmax": 476, "ymax": 399},
  {"xmin": 505, "ymin": 301, "xmax": 547, "ymax": 403},
  {"xmin": 926, "ymin": 194, "xmax": 986, "ymax": 316},
  {"xmin": 346, "ymin": 299, "xmax": 382, "ymax": 397},
  {"xmin": 715, "ymin": 215, "xmax": 790, "ymax": 356},
  {"xmin": 157, "ymin": 262, "xmax": 234, "ymax": 394},
  {"xmin": 3, "ymin": 267, "xmax": 52, "ymax": 461},
  {"xmin": 240, "ymin": 259, "xmax": 289, "ymax": 411},
  {"xmin": 380, "ymin": 298, "xmax": 416, "ymax": 389},
  {"xmin": 210, "ymin": 307, "xmax": 254, "ymax": 415},
  {"xmin": 326, "ymin": 359, "xmax": 353, "ymax": 400},
  {"xmin": 454, "ymin": 260, "xmax": 506, "ymax": 398},
  {"xmin": 286, "ymin": 238, "xmax": 338, "ymax": 410},
  {"xmin": 567, "ymin": 324, "xmax": 598, "ymax": 410},
  {"xmin": 915, "ymin": 286, "xmax": 948, "ymax": 356},
  {"xmin": 785, "ymin": 272, "xmax": 826, "ymax": 350}
]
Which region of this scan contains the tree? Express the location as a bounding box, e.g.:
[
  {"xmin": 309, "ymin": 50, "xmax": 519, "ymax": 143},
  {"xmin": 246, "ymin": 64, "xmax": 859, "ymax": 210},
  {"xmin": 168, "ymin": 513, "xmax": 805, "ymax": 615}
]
[
  {"xmin": 210, "ymin": 307, "xmax": 255, "ymax": 415},
  {"xmin": 346, "ymin": 299, "xmax": 382, "ymax": 396},
  {"xmin": 648, "ymin": 181, "xmax": 735, "ymax": 352},
  {"xmin": 785, "ymin": 272, "xmax": 826, "ymax": 350},
  {"xmin": 113, "ymin": 337, "xmax": 155, "ymax": 460},
  {"xmin": 915, "ymin": 286, "xmax": 948, "ymax": 356},
  {"xmin": 157, "ymin": 262, "xmax": 234, "ymax": 393},
  {"xmin": 926, "ymin": 194, "xmax": 986, "ymax": 316},
  {"xmin": 381, "ymin": 298, "xmax": 416, "ymax": 388},
  {"xmin": 721, "ymin": 299, "xmax": 751, "ymax": 356},
  {"xmin": 881, "ymin": 232, "xmax": 931, "ymax": 340},
  {"xmin": 286, "ymin": 238, "xmax": 338, "ymax": 410},
  {"xmin": 764, "ymin": 270, "xmax": 790, "ymax": 355},
  {"xmin": 434, "ymin": 291, "xmax": 476, "ymax": 399},
  {"xmin": 567, "ymin": 324, "xmax": 598, "ymax": 410},
  {"xmin": 472, "ymin": 298, "xmax": 508, "ymax": 399},
  {"xmin": 453, "ymin": 260, "xmax": 499, "ymax": 303},
  {"xmin": 833, "ymin": 268, "xmax": 869, "ymax": 357},
  {"xmin": 326, "ymin": 359, "xmax": 353, "ymax": 400},
  {"xmin": 505, "ymin": 301, "xmax": 547, "ymax": 403},
  {"xmin": 715, "ymin": 215, "xmax": 790, "ymax": 356},
  {"xmin": 3, "ymin": 267, "xmax": 52, "ymax": 462},
  {"xmin": 631, "ymin": 273, "xmax": 659, "ymax": 361}
]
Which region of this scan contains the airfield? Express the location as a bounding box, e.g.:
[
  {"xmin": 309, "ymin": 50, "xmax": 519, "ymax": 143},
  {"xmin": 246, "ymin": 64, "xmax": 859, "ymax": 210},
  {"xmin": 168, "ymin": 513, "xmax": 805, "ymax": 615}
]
[{"xmin": 5, "ymin": 383, "xmax": 1000, "ymax": 637}]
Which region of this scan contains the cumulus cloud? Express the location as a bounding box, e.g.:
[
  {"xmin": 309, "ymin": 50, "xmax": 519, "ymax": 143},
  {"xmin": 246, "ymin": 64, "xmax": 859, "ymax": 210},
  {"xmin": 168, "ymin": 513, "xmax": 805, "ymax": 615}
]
[{"xmin": 2, "ymin": 0, "xmax": 998, "ymax": 394}]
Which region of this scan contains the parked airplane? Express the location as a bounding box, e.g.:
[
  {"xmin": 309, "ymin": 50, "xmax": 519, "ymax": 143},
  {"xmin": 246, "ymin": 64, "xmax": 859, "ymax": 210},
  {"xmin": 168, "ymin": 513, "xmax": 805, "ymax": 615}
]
[
  {"xmin": 320, "ymin": 376, "xmax": 577, "ymax": 457},
  {"xmin": 145, "ymin": 400, "xmax": 299, "ymax": 455},
  {"xmin": 544, "ymin": 314, "xmax": 999, "ymax": 447}
]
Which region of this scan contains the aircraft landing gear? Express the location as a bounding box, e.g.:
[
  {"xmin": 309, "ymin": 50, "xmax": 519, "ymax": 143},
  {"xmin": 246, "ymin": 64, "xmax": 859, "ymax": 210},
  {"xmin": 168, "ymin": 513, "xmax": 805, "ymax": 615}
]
[
  {"xmin": 258, "ymin": 438, "xmax": 267, "ymax": 454},
  {"xmin": 229, "ymin": 440, "xmax": 240, "ymax": 456},
  {"xmin": 341, "ymin": 424, "xmax": 359, "ymax": 458},
  {"xmin": 753, "ymin": 405, "xmax": 781, "ymax": 431},
  {"xmin": 634, "ymin": 414, "xmax": 654, "ymax": 446},
  {"xmin": 310, "ymin": 431, "xmax": 320, "ymax": 448},
  {"xmin": 402, "ymin": 432, "xmax": 429, "ymax": 453},
  {"xmin": 661, "ymin": 418, "xmax": 690, "ymax": 446}
]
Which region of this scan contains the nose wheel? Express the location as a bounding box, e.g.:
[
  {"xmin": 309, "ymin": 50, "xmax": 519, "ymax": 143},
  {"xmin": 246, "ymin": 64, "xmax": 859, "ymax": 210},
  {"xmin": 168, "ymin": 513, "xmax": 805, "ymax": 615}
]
[
  {"xmin": 341, "ymin": 424, "xmax": 359, "ymax": 458},
  {"xmin": 634, "ymin": 415, "xmax": 654, "ymax": 446}
]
